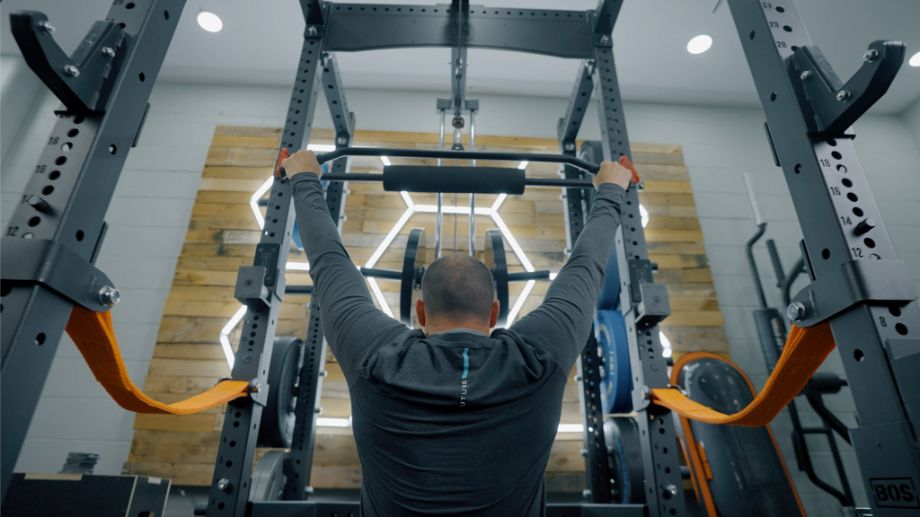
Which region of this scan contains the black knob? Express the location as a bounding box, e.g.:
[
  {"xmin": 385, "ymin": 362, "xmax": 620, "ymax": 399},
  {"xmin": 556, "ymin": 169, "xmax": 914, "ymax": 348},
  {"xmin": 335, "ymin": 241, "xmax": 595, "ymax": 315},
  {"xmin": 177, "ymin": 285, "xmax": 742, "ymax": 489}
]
[
  {"xmin": 26, "ymin": 195, "xmax": 51, "ymax": 213},
  {"xmin": 853, "ymin": 218, "xmax": 876, "ymax": 236}
]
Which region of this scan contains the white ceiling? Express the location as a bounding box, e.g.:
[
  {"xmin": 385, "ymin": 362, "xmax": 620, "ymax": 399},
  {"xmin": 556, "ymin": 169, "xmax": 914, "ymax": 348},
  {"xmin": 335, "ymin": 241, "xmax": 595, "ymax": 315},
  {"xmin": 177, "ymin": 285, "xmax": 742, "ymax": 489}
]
[{"xmin": 2, "ymin": 0, "xmax": 919, "ymax": 114}]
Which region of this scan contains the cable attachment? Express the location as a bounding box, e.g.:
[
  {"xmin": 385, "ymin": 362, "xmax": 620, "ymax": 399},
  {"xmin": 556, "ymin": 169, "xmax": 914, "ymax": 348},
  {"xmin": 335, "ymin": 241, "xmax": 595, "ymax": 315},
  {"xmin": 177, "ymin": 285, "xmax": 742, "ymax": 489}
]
[
  {"xmin": 790, "ymin": 40, "xmax": 905, "ymax": 138},
  {"xmin": 10, "ymin": 11, "xmax": 128, "ymax": 115}
]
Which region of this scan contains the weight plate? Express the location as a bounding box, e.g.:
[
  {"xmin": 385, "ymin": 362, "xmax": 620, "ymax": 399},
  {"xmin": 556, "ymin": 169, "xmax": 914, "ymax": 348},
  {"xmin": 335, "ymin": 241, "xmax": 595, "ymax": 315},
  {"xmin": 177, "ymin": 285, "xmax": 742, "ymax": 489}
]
[
  {"xmin": 595, "ymin": 309, "xmax": 632, "ymax": 414},
  {"xmin": 484, "ymin": 229, "xmax": 509, "ymax": 326},
  {"xmin": 597, "ymin": 243, "xmax": 622, "ymax": 310},
  {"xmin": 257, "ymin": 336, "xmax": 301, "ymax": 448},
  {"xmin": 604, "ymin": 416, "xmax": 645, "ymax": 504},
  {"xmin": 249, "ymin": 450, "xmax": 286, "ymax": 502},
  {"xmin": 400, "ymin": 227, "xmax": 426, "ymax": 325}
]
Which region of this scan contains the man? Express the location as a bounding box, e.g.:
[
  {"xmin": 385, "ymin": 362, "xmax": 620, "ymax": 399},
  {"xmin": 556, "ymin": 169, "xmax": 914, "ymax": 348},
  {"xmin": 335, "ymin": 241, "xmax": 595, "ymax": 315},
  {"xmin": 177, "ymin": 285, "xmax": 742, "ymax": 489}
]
[{"xmin": 283, "ymin": 149, "xmax": 631, "ymax": 516}]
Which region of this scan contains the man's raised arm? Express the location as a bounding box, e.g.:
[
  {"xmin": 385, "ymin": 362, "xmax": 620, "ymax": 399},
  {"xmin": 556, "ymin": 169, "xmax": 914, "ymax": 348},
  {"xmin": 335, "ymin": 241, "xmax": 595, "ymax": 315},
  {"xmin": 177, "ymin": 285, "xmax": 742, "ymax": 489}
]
[
  {"xmin": 284, "ymin": 150, "xmax": 407, "ymax": 380},
  {"xmin": 509, "ymin": 160, "xmax": 633, "ymax": 370}
]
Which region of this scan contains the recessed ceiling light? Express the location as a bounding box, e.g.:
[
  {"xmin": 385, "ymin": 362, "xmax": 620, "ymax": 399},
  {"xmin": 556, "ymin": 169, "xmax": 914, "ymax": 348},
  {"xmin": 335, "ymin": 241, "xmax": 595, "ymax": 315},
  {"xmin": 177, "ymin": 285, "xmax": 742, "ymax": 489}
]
[
  {"xmin": 909, "ymin": 51, "xmax": 920, "ymax": 67},
  {"xmin": 197, "ymin": 11, "xmax": 223, "ymax": 33},
  {"xmin": 687, "ymin": 34, "xmax": 713, "ymax": 55}
]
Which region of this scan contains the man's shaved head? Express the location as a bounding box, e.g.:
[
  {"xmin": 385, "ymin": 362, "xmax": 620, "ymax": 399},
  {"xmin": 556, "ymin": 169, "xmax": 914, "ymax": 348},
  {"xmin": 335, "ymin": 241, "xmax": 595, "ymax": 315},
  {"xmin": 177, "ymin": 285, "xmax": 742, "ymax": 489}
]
[{"xmin": 420, "ymin": 254, "xmax": 496, "ymax": 323}]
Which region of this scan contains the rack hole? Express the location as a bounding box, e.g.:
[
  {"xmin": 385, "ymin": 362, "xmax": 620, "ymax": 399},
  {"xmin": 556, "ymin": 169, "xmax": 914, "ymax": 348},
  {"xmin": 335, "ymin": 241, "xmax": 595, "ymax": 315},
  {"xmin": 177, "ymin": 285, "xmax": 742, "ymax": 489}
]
[
  {"xmin": 164, "ymin": 10, "xmax": 170, "ymax": 20},
  {"xmin": 794, "ymin": 163, "xmax": 802, "ymax": 174},
  {"xmin": 35, "ymin": 332, "xmax": 46, "ymax": 346},
  {"xmin": 847, "ymin": 192, "xmax": 858, "ymax": 202},
  {"xmin": 138, "ymin": 72, "xmax": 146, "ymax": 82},
  {"xmin": 67, "ymin": 128, "xmax": 79, "ymax": 137},
  {"xmin": 126, "ymin": 2, "xmax": 135, "ymax": 9},
  {"xmin": 42, "ymin": 185, "xmax": 54, "ymax": 195},
  {"xmin": 73, "ymin": 116, "xmax": 85, "ymax": 124},
  {"xmin": 895, "ymin": 323, "xmax": 908, "ymax": 335},
  {"xmin": 831, "ymin": 151, "xmax": 842, "ymax": 160},
  {"xmin": 841, "ymin": 178, "xmax": 853, "ymax": 188},
  {"xmin": 28, "ymin": 217, "xmax": 40, "ymax": 227},
  {"xmin": 853, "ymin": 207, "xmax": 864, "ymax": 217},
  {"xmin": 854, "ymin": 349, "xmax": 864, "ymax": 362},
  {"xmin": 783, "ymin": 25, "xmax": 792, "ymax": 32},
  {"xmin": 864, "ymin": 238, "xmax": 875, "ymax": 248},
  {"xmin": 49, "ymin": 170, "xmax": 61, "ymax": 180},
  {"xmin": 821, "ymin": 248, "xmax": 830, "ymax": 260},
  {"xmin": 749, "ymin": 30, "xmax": 756, "ymax": 39},
  {"xmin": 836, "ymin": 164, "xmax": 848, "ymax": 173},
  {"xmin": 770, "ymin": 92, "xmax": 777, "ymax": 102},
  {"xmin": 55, "ymin": 156, "xmax": 67, "ymax": 165},
  {"xmin": 108, "ymin": 144, "xmax": 117, "ymax": 155},
  {"xmin": 76, "ymin": 230, "xmax": 85, "ymax": 241},
  {"xmin": 889, "ymin": 306, "xmax": 902, "ymax": 317},
  {"xmin": 776, "ymin": 5, "xmax": 786, "ymax": 12},
  {"xmin": 827, "ymin": 138, "xmax": 837, "ymax": 146}
]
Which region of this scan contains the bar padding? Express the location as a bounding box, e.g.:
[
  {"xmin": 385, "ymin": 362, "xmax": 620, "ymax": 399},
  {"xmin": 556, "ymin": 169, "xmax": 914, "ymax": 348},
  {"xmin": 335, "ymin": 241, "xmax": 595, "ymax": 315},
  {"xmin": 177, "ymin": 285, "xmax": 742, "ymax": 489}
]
[{"xmin": 383, "ymin": 165, "xmax": 525, "ymax": 194}]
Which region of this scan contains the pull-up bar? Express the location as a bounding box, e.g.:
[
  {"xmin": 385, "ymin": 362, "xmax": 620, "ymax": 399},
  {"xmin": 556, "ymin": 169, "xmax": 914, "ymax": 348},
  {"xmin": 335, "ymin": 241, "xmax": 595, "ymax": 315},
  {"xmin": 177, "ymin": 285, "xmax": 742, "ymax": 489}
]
[{"xmin": 314, "ymin": 147, "xmax": 601, "ymax": 174}]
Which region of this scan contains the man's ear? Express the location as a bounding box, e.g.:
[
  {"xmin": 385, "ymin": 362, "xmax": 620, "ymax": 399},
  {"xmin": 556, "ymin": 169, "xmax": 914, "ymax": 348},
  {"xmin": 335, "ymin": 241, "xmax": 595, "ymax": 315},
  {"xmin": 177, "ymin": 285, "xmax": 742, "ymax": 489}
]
[
  {"xmin": 489, "ymin": 300, "xmax": 500, "ymax": 328},
  {"xmin": 416, "ymin": 299, "xmax": 427, "ymax": 327}
]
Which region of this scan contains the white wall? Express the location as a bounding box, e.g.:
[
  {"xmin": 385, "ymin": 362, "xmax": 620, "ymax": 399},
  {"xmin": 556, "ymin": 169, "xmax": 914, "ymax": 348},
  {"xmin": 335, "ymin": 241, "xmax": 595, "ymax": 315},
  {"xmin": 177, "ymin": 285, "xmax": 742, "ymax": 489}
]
[
  {"xmin": 904, "ymin": 98, "xmax": 920, "ymax": 147},
  {"xmin": 0, "ymin": 55, "xmax": 42, "ymax": 163},
  {"xmin": 3, "ymin": 79, "xmax": 919, "ymax": 515}
]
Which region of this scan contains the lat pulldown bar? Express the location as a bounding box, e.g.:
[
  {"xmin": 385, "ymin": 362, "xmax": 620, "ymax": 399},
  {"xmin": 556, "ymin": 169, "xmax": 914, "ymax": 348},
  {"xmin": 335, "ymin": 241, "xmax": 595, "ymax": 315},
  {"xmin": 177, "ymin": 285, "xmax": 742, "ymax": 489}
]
[{"xmin": 314, "ymin": 146, "xmax": 601, "ymax": 173}]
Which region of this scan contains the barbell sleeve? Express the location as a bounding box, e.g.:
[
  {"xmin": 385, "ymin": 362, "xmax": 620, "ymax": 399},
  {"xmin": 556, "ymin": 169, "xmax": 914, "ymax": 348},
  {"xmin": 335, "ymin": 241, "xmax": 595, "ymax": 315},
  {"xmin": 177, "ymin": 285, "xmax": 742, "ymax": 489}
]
[
  {"xmin": 507, "ymin": 270, "xmax": 552, "ymax": 281},
  {"xmin": 360, "ymin": 267, "xmax": 404, "ymax": 280}
]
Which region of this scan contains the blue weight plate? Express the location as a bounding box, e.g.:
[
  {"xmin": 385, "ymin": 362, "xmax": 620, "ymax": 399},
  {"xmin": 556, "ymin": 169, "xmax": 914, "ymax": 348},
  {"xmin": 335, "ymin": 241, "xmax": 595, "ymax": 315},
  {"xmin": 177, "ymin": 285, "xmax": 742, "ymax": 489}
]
[
  {"xmin": 597, "ymin": 244, "xmax": 621, "ymax": 310},
  {"xmin": 595, "ymin": 309, "xmax": 632, "ymax": 414}
]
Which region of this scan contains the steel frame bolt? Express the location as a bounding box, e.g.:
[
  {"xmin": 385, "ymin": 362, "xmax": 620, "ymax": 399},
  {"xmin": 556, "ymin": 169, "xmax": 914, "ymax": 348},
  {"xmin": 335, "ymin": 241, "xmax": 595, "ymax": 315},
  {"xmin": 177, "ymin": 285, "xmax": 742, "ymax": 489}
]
[
  {"xmin": 307, "ymin": 25, "xmax": 318, "ymax": 36},
  {"xmin": 665, "ymin": 484, "xmax": 679, "ymax": 497},
  {"xmin": 98, "ymin": 286, "xmax": 121, "ymax": 307},
  {"xmin": 38, "ymin": 21, "xmax": 56, "ymax": 33},
  {"xmin": 599, "ymin": 35, "xmax": 610, "ymax": 44},
  {"xmin": 799, "ymin": 70, "xmax": 813, "ymax": 80},
  {"xmin": 786, "ymin": 301, "xmax": 807, "ymax": 322},
  {"xmin": 836, "ymin": 90, "xmax": 851, "ymax": 102},
  {"xmin": 63, "ymin": 65, "xmax": 80, "ymax": 77},
  {"xmin": 863, "ymin": 49, "xmax": 879, "ymax": 62},
  {"xmin": 101, "ymin": 47, "xmax": 115, "ymax": 58},
  {"xmin": 336, "ymin": 136, "xmax": 348, "ymax": 145},
  {"xmin": 563, "ymin": 142, "xmax": 576, "ymax": 151},
  {"xmin": 582, "ymin": 489, "xmax": 592, "ymax": 499},
  {"xmin": 641, "ymin": 386, "xmax": 651, "ymax": 400},
  {"xmin": 249, "ymin": 381, "xmax": 262, "ymax": 393},
  {"xmin": 26, "ymin": 195, "xmax": 51, "ymax": 213},
  {"xmin": 216, "ymin": 478, "xmax": 232, "ymax": 492}
]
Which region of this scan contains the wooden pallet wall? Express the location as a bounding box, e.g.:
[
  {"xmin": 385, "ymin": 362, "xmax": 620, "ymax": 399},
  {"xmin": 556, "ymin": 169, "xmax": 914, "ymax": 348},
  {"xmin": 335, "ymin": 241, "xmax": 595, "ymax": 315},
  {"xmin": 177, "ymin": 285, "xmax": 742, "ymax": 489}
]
[{"xmin": 125, "ymin": 126, "xmax": 727, "ymax": 489}]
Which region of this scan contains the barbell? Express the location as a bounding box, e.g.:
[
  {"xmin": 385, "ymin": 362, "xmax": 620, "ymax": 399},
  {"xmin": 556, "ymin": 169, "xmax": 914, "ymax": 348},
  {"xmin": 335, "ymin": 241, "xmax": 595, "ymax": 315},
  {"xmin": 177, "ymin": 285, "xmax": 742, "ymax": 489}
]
[
  {"xmin": 280, "ymin": 147, "xmax": 600, "ymax": 193},
  {"xmin": 284, "ymin": 227, "xmax": 552, "ymax": 328}
]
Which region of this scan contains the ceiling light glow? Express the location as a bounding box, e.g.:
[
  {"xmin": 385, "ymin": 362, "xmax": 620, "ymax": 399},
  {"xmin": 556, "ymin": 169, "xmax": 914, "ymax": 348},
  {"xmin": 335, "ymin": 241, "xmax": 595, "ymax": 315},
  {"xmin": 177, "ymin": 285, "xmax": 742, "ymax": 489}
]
[
  {"xmin": 196, "ymin": 11, "xmax": 223, "ymax": 33},
  {"xmin": 660, "ymin": 331, "xmax": 673, "ymax": 359},
  {"xmin": 910, "ymin": 51, "xmax": 920, "ymax": 67},
  {"xmin": 557, "ymin": 423, "xmax": 584, "ymax": 433},
  {"xmin": 687, "ymin": 34, "xmax": 713, "ymax": 55}
]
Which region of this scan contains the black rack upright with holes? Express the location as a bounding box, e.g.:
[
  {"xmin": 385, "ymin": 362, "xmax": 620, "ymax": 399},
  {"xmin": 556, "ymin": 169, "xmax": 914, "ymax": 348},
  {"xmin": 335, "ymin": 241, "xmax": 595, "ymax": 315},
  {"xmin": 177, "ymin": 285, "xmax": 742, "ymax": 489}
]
[
  {"xmin": 724, "ymin": 2, "xmax": 920, "ymax": 515},
  {"xmin": 0, "ymin": 0, "xmax": 186, "ymax": 498}
]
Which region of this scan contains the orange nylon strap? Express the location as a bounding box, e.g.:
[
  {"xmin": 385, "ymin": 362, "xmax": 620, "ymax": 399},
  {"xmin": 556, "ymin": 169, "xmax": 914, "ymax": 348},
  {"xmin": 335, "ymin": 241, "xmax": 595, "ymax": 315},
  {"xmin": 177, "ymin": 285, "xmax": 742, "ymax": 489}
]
[
  {"xmin": 66, "ymin": 307, "xmax": 249, "ymax": 414},
  {"xmin": 651, "ymin": 322, "xmax": 835, "ymax": 426}
]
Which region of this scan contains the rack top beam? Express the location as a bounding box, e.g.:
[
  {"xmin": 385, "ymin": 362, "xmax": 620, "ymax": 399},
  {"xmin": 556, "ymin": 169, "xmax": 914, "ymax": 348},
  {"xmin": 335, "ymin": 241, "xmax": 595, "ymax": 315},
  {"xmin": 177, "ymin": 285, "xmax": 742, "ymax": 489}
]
[{"xmin": 321, "ymin": 3, "xmax": 597, "ymax": 59}]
